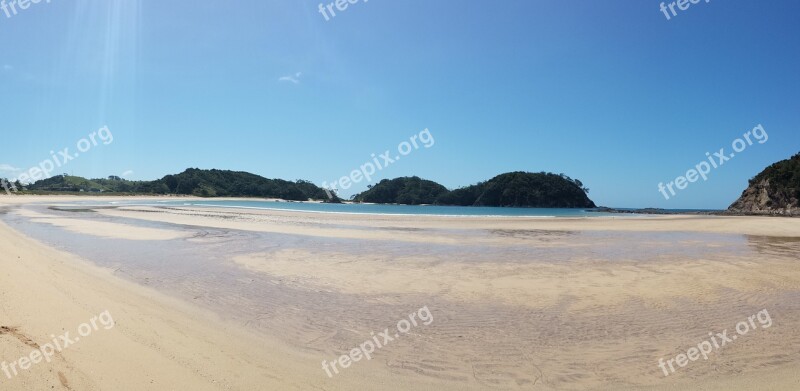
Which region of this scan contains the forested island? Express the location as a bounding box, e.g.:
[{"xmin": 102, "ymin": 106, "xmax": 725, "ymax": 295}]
[
  {"xmin": 7, "ymin": 168, "xmax": 339, "ymax": 202},
  {"xmin": 5, "ymin": 154, "xmax": 800, "ymax": 214},
  {"xmin": 354, "ymin": 172, "xmax": 596, "ymax": 208},
  {"xmin": 3, "ymin": 169, "xmax": 596, "ymax": 208}
]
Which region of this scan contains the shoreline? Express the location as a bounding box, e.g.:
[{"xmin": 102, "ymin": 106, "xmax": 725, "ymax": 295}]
[
  {"xmin": 592, "ymin": 206, "xmax": 800, "ymax": 218},
  {"xmin": 0, "ymin": 197, "xmax": 479, "ymax": 391},
  {"xmin": 1, "ymin": 195, "xmax": 799, "ymax": 390},
  {"xmin": 8, "ymin": 193, "xmax": 799, "ymax": 218}
]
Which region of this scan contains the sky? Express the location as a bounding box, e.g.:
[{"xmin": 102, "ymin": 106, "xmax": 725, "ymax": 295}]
[{"xmin": 1, "ymin": 0, "xmax": 798, "ymax": 209}]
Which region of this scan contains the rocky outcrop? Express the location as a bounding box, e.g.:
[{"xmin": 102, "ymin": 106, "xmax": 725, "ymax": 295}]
[{"xmin": 727, "ymin": 153, "xmax": 800, "ymax": 216}]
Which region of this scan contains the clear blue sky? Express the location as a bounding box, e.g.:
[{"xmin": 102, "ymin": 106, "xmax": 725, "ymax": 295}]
[{"xmin": 1, "ymin": 0, "xmax": 798, "ymax": 209}]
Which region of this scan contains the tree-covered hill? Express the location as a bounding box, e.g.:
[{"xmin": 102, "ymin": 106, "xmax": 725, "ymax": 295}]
[
  {"xmin": 156, "ymin": 168, "xmax": 331, "ymax": 200},
  {"xmin": 728, "ymin": 152, "xmax": 800, "ymax": 215},
  {"xmin": 353, "ymin": 171, "xmax": 595, "ymax": 208},
  {"xmin": 24, "ymin": 168, "xmax": 338, "ymax": 201},
  {"xmin": 18, "ymin": 175, "xmax": 119, "ymax": 193},
  {"xmin": 435, "ymin": 171, "xmax": 595, "ymax": 208},
  {"xmin": 352, "ymin": 176, "xmax": 449, "ymax": 205},
  {"xmin": 19, "ymin": 168, "xmax": 595, "ymax": 208}
]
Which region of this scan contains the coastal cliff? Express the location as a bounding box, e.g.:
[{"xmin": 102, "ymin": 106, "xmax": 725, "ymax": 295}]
[{"xmin": 728, "ymin": 153, "xmax": 800, "ymax": 216}]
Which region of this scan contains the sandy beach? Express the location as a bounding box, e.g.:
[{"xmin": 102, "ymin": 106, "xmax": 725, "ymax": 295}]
[
  {"xmin": 6, "ymin": 1, "xmax": 798, "ymax": 389},
  {"xmin": 1, "ymin": 195, "xmax": 799, "ymax": 390}
]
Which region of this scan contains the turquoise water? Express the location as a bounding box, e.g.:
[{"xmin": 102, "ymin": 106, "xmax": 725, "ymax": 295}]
[
  {"xmin": 167, "ymin": 200, "xmax": 602, "ymax": 217},
  {"xmin": 71, "ymin": 199, "xmax": 599, "ymax": 217},
  {"xmin": 69, "ymin": 199, "xmax": 717, "ymax": 217}
]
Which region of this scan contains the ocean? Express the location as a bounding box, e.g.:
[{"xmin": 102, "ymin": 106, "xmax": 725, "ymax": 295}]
[{"xmin": 71, "ymin": 199, "xmax": 719, "ymax": 217}]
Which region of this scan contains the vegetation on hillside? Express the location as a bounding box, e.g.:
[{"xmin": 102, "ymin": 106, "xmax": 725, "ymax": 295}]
[
  {"xmin": 748, "ymin": 152, "xmax": 800, "ymax": 200},
  {"xmin": 157, "ymin": 169, "xmax": 331, "ymax": 200},
  {"xmin": 0, "ymin": 178, "xmax": 23, "ymax": 192},
  {"xmin": 353, "ymin": 171, "xmax": 595, "ymax": 208},
  {"xmin": 23, "ymin": 168, "xmax": 339, "ymax": 201},
  {"xmin": 435, "ymin": 172, "xmax": 595, "ymax": 208},
  {"xmin": 353, "ymin": 176, "xmax": 449, "ymax": 205},
  {"xmin": 16, "ymin": 168, "xmax": 595, "ymax": 208},
  {"xmin": 728, "ymin": 152, "xmax": 800, "ymax": 214}
]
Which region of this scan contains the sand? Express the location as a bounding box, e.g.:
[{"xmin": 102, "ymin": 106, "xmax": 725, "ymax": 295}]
[
  {"xmin": 232, "ymin": 248, "xmax": 800, "ymax": 310},
  {"xmin": 14, "ymin": 208, "xmax": 189, "ymax": 240},
  {"xmin": 0, "ymin": 195, "xmax": 798, "ymax": 390}
]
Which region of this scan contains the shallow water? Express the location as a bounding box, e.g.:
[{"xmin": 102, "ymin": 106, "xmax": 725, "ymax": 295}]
[
  {"xmin": 3, "ymin": 203, "xmax": 799, "ymax": 389},
  {"xmin": 62, "ymin": 198, "xmax": 720, "ymax": 217}
]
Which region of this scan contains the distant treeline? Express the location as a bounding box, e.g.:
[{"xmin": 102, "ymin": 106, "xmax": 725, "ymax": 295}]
[
  {"xmin": 14, "ymin": 168, "xmax": 340, "ymax": 202},
  {"xmin": 5, "ymin": 168, "xmax": 596, "ymax": 208}
]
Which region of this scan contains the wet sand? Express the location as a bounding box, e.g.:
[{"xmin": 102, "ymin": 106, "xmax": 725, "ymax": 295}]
[{"xmin": 0, "ymin": 196, "xmax": 799, "ymax": 390}]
